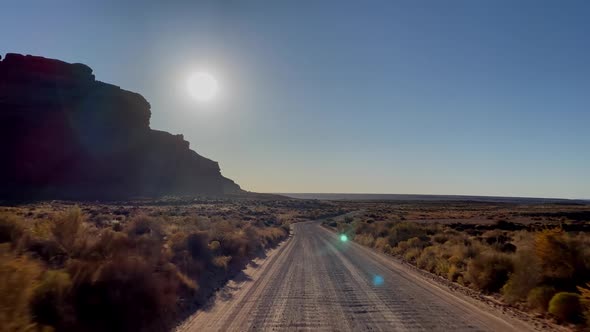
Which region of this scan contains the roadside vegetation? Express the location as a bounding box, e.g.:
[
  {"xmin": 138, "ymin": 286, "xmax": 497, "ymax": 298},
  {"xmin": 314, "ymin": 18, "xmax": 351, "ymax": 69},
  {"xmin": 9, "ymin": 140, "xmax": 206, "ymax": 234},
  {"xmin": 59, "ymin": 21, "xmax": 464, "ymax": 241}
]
[
  {"xmin": 0, "ymin": 201, "xmax": 295, "ymax": 332},
  {"xmin": 324, "ymin": 202, "xmax": 590, "ymax": 328}
]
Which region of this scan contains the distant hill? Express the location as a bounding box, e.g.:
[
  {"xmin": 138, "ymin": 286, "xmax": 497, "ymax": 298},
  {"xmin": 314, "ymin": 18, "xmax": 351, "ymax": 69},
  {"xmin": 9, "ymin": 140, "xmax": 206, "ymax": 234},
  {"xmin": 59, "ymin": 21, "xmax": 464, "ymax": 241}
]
[
  {"xmin": 0, "ymin": 53, "xmax": 242, "ymax": 200},
  {"xmin": 281, "ymin": 193, "xmax": 588, "ymax": 204}
]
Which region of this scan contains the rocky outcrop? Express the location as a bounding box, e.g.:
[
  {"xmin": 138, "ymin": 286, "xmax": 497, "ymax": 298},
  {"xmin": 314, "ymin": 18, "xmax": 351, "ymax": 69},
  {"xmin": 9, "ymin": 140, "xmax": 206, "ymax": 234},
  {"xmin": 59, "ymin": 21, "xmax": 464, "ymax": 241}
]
[{"xmin": 0, "ymin": 53, "xmax": 242, "ymax": 200}]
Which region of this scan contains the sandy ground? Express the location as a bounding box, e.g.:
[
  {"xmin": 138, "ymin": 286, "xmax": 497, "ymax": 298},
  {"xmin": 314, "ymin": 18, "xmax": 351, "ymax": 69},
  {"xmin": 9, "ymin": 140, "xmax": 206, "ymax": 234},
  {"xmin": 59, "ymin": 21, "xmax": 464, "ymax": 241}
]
[{"xmin": 177, "ymin": 221, "xmax": 541, "ymax": 331}]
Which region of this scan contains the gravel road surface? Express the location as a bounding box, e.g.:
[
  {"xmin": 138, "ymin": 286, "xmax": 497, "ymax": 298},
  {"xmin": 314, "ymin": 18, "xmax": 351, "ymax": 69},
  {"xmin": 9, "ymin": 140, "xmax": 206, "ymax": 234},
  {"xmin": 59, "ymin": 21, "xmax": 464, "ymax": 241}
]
[{"xmin": 178, "ymin": 221, "xmax": 537, "ymax": 331}]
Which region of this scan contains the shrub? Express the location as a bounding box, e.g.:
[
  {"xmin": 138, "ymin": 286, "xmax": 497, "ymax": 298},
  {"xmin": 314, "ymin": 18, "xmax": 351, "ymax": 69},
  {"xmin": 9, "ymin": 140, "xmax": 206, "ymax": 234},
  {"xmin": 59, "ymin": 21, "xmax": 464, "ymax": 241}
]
[
  {"xmin": 68, "ymin": 257, "xmax": 179, "ymax": 332},
  {"xmin": 464, "ymin": 241, "xmax": 483, "ymax": 259},
  {"xmin": 31, "ymin": 270, "xmax": 73, "ymax": 327},
  {"xmin": 387, "ymin": 222, "xmax": 428, "ymax": 247},
  {"xmin": 26, "ymin": 238, "xmax": 67, "ymax": 267},
  {"xmin": 434, "ymin": 258, "xmax": 451, "ymax": 277},
  {"xmin": 186, "ymin": 231, "xmax": 212, "ymax": 262},
  {"xmin": 502, "ymin": 249, "xmax": 542, "ymax": 304},
  {"xmin": 133, "ymin": 234, "xmax": 164, "ymax": 266},
  {"xmin": 168, "ymin": 232, "xmax": 188, "ymax": 253},
  {"xmin": 52, "ymin": 208, "xmax": 85, "ymax": 255},
  {"xmin": 374, "ymin": 237, "xmax": 391, "ymax": 253},
  {"xmin": 432, "ymin": 233, "xmax": 450, "ymax": 244},
  {"xmin": 125, "ymin": 215, "xmax": 163, "ymax": 240},
  {"xmin": 482, "ymin": 230, "xmax": 510, "ymax": 246},
  {"xmin": 393, "ymin": 240, "xmax": 410, "ymax": 255},
  {"xmin": 403, "ymin": 247, "xmax": 421, "ymax": 262},
  {"xmin": 212, "ymin": 256, "xmax": 231, "ymax": 269},
  {"xmin": 0, "ymin": 213, "xmax": 25, "ymax": 245},
  {"xmin": 578, "ymin": 284, "xmax": 590, "ymax": 326},
  {"xmin": 355, "ymin": 234, "xmax": 375, "ymax": 247},
  {"xmin": 548, "ymin": 292, "xmax": 582, "ymax": 323},
  {"xmin": 447, "ymin": 264, "xmax": 461, "ymax": 281},
  {"xmin": 406, "ymin": 237, "xmax": 428, "ymax": 249},
  {"xmin": 208, "ymin": 240, "xmax": 221, "ymax": 251},
  {"xmin": 0, "ymin": 205, "xmax": 294, "ymax": 331},
  {"xmin": 527, "ymin": 286, "xmax": 556, "ymax": 312},
  {"xmin": 447, "ymin": 242, "xmax": 471, "ymax": 267},
  {"xmin": 0, "ymin": 245, "xmax": 43, "ymax": 332},
  {"xmin": 465, "ymin": 252, "xmax": 513, "ymax": 293},
  {"xmin": 90, "ymin": 229, "xmax": 131, "ymax": 260},
  {"xmin": 534, "ymin": 229, "xmax": 578, "ymax": 280},
  {"xmin": 256, "ymin": 227, "xmax": 287, "ymax": 248},
  {"xmin": 498, "ymin": 242, "xmax": 517, "ymax": 253},
  {"xmin": 416, "ymin": 246, "xmax": 438, "ymax": 272}
]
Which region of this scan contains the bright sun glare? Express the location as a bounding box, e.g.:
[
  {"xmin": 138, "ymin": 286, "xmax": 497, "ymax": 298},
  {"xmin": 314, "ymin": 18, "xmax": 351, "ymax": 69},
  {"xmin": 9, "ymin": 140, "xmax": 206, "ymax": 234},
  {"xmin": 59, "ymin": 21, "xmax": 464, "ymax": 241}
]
[{"xmin": 187, "ymin": 72, "xmax": 219, "ymax": 102}]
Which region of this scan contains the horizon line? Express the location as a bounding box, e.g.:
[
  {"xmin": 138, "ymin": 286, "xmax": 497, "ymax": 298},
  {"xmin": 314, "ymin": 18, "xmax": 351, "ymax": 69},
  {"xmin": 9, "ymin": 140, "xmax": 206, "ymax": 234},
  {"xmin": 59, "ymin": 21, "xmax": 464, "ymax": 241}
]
[{"xmin": 272, "ymin": 192, "xmax": 590, "ymax": 201}]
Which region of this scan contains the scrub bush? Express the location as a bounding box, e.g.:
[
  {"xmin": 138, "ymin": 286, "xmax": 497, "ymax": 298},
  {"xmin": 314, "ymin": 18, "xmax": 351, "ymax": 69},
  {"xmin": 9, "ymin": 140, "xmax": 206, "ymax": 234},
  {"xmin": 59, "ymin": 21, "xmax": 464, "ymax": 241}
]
[
  {"xmin": 527, "ymin": 286, "xmax": 557, "ymax": 312},
  {"xmin": 0, "ymin": 245, "xmax": 43, "ymax": 332},
  {"xmin": 0, "ymin": 206, "xmax": 290, "ymax": 332},
  {"xmin": 548, "ymin": 292, "xmax": 582, "ymax": 323},
  {"xmin": 465, "ymin": 251, "xmax": 513, "ymax": 293}
]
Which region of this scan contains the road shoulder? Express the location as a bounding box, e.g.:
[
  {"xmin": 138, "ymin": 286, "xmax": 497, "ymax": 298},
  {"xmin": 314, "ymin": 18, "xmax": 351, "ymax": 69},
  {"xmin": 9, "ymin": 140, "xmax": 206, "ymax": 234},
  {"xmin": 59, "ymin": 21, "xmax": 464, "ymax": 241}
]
[{"xmin": 320, "ymin": 222, "xmax": 565, "ymax": 332}]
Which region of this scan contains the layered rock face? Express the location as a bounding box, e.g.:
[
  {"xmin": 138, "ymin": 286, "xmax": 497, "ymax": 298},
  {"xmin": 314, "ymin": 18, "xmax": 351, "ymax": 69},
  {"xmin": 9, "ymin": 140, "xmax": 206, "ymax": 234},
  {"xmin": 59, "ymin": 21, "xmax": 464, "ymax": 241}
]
[{"xmin": 0, "ymin": 53, "xmax": 242, "ymax": 199}]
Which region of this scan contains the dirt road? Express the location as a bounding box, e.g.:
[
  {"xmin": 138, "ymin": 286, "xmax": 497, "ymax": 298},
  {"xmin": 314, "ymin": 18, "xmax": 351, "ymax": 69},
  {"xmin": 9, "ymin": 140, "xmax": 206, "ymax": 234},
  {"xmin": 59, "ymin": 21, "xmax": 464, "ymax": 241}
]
[{"xmin": 179, "ymin": 221, "xmax": 537, "ymax": 331}]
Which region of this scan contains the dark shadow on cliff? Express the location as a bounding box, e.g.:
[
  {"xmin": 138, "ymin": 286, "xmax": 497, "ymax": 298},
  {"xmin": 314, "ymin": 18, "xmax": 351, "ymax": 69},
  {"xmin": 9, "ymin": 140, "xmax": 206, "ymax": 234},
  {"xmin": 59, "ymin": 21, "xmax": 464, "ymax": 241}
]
[{"xmin": 0, "ymin": 53, "xmax": 242, "ymax": 200}]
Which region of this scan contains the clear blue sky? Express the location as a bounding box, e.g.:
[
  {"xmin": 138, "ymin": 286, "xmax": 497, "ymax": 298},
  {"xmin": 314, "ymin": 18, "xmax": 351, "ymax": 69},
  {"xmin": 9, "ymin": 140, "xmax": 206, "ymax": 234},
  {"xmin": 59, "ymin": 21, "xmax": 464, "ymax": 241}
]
[{"xmin": 2, "ymin": 1, "xmax": 589, "ymax": 198}]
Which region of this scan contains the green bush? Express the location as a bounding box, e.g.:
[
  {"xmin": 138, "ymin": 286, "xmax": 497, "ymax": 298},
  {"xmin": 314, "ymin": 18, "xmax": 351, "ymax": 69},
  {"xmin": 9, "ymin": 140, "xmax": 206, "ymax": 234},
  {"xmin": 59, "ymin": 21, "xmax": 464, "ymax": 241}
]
[
  {"xmin": 548, "ymin": 292, "xmax": 582, "ymax": 323},
  {"xmin": 527, "ymin": 286, "xmax": 556, "ymax": 312}
]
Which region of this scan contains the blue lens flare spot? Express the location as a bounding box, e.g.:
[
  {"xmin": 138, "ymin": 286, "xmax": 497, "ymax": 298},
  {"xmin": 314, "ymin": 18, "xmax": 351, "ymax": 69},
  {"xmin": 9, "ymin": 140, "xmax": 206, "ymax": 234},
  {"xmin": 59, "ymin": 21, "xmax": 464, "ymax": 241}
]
[
  {"xmin": 373, "ymin": 275, "xmax": 384, "ymax": 286},
  {"xmin": 339, "ymin": 234, "xmax": 348, "ymax": 242}
]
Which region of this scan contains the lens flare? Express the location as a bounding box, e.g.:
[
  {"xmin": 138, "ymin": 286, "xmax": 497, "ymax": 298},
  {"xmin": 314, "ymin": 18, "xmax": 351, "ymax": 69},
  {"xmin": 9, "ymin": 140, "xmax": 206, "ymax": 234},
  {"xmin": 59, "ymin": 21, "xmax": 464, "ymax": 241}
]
[
  {"xmin": 373, "ymin": 275, "xmax": 384, "ymax": 286},
  {"xmin": 339, "ymin": 234, "xmax": 348, "ymax": 242}
]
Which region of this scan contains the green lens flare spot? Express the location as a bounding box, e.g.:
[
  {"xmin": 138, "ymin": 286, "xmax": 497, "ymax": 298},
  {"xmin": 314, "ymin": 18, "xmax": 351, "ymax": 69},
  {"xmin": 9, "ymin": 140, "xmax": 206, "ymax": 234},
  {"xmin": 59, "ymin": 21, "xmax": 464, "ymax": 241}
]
[{"xmin": 340, "ymin": 234, "xmax": 348, "ymax": 242}]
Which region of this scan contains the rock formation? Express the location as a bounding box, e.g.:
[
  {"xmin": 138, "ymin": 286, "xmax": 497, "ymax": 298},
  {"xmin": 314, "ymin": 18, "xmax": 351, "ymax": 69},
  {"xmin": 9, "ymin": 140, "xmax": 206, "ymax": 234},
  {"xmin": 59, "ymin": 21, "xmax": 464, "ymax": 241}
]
[{"xmin": 0, "ymin": 53, "xmax": 242, "ymax": 200}]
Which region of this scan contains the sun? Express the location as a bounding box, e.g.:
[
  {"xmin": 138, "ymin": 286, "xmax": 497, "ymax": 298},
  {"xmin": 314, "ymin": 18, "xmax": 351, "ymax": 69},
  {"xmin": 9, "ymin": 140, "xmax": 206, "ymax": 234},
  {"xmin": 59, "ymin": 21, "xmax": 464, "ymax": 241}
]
[{"xmin": 187, "ymin": 72, "xmax": 219, "ymax": 102}]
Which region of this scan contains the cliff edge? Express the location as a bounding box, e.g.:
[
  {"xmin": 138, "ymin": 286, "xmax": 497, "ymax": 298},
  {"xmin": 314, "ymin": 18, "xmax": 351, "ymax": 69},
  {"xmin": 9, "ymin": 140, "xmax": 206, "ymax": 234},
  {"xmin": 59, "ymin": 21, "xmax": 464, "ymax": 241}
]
[{"xmin": 0, "ymin": 53, "xmax": 242, "ymax": 200}]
